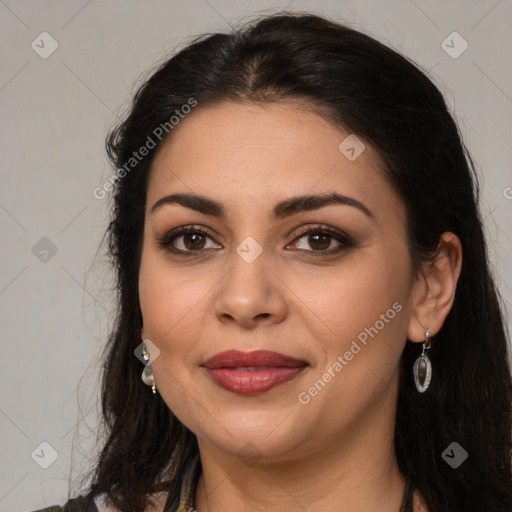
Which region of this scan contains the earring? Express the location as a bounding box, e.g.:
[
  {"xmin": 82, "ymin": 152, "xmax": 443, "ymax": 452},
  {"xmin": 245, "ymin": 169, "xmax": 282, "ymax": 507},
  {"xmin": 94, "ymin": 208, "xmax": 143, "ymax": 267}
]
[
  {"xmin": 413, "ymin": 329, "xmax": 432, "ymax": 393},
  {"xmin": 141, "ymin": 342, "xmax": 156, "ymax": 394}
]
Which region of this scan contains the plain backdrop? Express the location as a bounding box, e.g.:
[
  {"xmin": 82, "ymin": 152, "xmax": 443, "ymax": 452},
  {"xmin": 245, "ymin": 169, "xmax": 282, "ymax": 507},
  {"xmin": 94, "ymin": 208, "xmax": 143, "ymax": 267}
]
[{"xmin": 1, "ymin": 1, "xmax": 511, "ymax": 510}]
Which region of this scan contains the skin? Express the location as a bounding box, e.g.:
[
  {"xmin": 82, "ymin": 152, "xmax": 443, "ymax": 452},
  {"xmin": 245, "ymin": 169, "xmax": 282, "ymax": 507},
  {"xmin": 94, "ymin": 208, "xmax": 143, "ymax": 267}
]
[{"xmin": 138, "ymin": 101, "xmax": 462, "ymax": 512}]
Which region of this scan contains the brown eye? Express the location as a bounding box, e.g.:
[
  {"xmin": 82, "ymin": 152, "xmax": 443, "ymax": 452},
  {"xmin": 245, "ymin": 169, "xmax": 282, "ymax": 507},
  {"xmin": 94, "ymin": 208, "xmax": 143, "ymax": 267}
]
[
  {"xmin": 306, "ymin": 233, "xmax": 331, "ymax": 251},
  {"xmin": 157, "ymin": 226, "xmax": 221, "ymax": 255},
  {"xmin": 290, "ymin": 225, "xmax": 354, "ymax": 255},
  {"xmin": 182, "ymin": 232, "xmax": 206, "ymax": 250}
]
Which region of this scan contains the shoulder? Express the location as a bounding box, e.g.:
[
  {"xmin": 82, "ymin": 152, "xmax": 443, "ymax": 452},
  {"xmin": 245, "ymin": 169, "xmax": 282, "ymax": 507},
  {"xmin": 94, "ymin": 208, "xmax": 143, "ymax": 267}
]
[
  {"xmin": 30, "ymin": 490, "xmax": 170, "ymax": 512},
  {"xmin": 413, "ymin": 489, "xmax": 430, "ymax": 512},
  {"xmin": 28, "ymin": 454, "xmax": 200, "ymax": 512},
  {"xmin": 29, "ymin": 508, "xmax": 65, "ymax": 512},
  {"xmin": 29, "ymin": 493, "xmax": 100, "ymax": 512},
  {"xmin": 93, "ymin": 491, "xmax": 169, "ymax": 512}
]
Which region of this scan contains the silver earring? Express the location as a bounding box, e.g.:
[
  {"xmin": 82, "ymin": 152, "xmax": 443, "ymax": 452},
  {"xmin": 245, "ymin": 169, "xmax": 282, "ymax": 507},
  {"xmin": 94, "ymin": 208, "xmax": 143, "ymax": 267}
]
[
  {"xmin": 141, "ymin": 342, "xmax": 156, "ymax": 394},
  {"xmin": 413, "ymin": 329, "xmax": 432, "ymax": 393}
]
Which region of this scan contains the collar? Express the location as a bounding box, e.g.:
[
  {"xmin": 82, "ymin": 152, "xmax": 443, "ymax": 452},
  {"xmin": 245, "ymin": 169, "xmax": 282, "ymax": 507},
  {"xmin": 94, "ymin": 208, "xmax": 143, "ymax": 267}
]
[{"xmin": 165, "ymin": 454, "xmax": 202, "ymax": 512}]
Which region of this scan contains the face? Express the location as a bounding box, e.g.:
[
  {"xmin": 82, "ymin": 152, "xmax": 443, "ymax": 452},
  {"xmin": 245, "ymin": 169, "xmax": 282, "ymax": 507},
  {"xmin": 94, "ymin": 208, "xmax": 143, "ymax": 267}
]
[{"xmin": 138, "ymin": 100, "xmax": 417, "ymax": 462}]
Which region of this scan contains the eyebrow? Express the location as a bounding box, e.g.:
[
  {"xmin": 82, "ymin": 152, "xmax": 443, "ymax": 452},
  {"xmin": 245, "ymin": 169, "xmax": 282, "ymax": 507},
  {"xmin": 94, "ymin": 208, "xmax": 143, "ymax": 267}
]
[{"xmin": 150, "ymin": 192, "xmax": 373, "ymax": 219}]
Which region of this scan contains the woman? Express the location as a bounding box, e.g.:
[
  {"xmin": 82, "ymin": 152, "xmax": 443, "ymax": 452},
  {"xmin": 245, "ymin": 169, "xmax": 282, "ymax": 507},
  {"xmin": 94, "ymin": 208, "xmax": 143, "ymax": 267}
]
[{"xmin": 32, "ymin": 11, "xmax": 512, "ymax": 512}]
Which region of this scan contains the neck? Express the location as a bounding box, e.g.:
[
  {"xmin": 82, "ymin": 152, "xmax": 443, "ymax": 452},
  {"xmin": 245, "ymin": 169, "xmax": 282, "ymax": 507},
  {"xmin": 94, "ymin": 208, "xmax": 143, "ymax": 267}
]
[{"xmin": 193, "ymin": 385, "xmax": 411, "ymax": 511}]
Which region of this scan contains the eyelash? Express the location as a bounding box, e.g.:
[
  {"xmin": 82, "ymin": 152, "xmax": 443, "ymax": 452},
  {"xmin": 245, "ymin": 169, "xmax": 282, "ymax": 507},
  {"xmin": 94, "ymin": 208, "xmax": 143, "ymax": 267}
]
[{"xmin": 157, "ymin": 224, "xmax": 354, "ymax": 258}]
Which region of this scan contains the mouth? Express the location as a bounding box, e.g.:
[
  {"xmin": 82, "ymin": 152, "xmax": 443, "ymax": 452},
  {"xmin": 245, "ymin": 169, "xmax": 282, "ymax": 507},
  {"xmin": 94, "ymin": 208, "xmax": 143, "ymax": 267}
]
[{"xmin": 202, "ymin": 350, "xmax": 308, "ymax": 395}]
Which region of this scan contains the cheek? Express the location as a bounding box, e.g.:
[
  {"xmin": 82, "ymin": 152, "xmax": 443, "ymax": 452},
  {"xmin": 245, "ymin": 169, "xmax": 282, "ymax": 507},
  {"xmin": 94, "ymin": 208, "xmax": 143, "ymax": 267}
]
[
  {"xmin": 138, "ymin": 255, "xmax": 212, "ymax": 423},
  {"xmin": 138, "ymin": 249, "xmax": 215, "ymax": 362},
  {"xmin": 297, "ymin": 248, "xmax": 412, "ymax": 409},
  {"xmin": 292, "ymin": 266, "xmax": 410, "ymax": 431},
  {"xmin": 301, "ymin": 249, "xmax": 410, "ymax": 348}
]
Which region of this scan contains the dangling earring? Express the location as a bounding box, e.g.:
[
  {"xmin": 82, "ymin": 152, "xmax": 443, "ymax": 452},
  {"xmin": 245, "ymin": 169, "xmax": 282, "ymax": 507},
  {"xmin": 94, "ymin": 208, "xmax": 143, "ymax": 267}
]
[
  {"xmin": 413, "ymin": 329, "xmax": 432, "ymax": 393},
  {"xmin": 141, "ymin": 342, "xmax": 156, "ymax": 394}
]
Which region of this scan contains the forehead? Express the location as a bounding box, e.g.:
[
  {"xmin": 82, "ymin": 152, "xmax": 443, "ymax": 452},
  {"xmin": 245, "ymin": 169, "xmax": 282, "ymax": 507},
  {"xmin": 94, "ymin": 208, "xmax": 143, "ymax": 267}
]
[
  {"xmin": 146, "ymin": 101, "xmax": 402, "ymax": 223},
  {"xmin": 152, "ymin": 100, "xmax": 362, "ymax": 167}
]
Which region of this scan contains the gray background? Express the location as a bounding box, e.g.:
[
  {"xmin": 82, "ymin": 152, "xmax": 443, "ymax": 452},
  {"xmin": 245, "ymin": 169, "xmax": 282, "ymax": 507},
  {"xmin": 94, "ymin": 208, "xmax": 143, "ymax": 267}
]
[{"xmin": 1, "ymin": 1, "xmax": 511, "ymax": 510}]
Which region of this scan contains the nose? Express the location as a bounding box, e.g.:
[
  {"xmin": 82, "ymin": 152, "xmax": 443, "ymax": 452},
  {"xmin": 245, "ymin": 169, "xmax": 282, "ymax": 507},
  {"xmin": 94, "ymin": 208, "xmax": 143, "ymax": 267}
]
[{"xmin": 214, "ymin": 248, "xmax": 288, "ymax": 329}]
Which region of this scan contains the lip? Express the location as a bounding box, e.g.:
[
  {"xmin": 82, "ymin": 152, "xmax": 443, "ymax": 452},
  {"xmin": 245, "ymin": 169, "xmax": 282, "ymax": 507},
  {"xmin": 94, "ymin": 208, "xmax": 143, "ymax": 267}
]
[{"xmin": 202, "ymin": 350, "xmax": 308, "ymax": 395}]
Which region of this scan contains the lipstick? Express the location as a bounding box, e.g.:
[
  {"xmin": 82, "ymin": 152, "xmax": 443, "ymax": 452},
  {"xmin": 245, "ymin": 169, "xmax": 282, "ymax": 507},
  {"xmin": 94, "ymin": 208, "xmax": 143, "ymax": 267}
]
[{"xmin": 202, "ymin": 350, "xmax": 307, "ymax": 394}]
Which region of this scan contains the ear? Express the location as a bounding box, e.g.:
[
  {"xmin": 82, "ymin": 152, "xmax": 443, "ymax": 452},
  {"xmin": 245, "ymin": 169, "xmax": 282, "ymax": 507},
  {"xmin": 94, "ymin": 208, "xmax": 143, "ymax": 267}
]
[
  {"xmin": 407, "ymin": 232, "xmax": 463, "ymax": 342},
  {"xmin": 141, "ymin": 325, "xmax": 147, "ymax": 340}
]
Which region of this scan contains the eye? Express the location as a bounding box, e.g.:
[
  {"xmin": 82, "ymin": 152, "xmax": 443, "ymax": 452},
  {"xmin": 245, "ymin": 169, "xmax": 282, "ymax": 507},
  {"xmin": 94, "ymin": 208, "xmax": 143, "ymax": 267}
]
[
  {"xmin": 157, "ymin": 226, "xmax": 221, "ymax": 255},
  {"xmin": 157, "ymin": 224, "xmax": 353, "ymax": 257},
  {"xmin": 288, "ymin": 225, "xmax": 353, "ymax": 254}
]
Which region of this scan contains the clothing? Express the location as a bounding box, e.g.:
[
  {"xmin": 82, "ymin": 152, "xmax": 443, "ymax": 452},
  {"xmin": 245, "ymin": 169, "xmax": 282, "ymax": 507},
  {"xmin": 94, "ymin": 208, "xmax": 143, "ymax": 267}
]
[
  {"xmin": 29, "ymin": 455, "xmax": 201, "ymax": 512},
  {"xmin": 29, "ymin": 456, "xmax": 413, "ymax": 511},
  {"xmin": 163, "ymin": 454, "xmax": 201, "ymax": 511}
]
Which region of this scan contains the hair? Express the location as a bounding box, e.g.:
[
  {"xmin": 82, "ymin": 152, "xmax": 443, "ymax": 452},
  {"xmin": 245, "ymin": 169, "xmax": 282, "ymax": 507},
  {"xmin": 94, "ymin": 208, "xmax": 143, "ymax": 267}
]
[{"xmin": 77, "ymin": 11, "xmax": 512, "ymax": 512}]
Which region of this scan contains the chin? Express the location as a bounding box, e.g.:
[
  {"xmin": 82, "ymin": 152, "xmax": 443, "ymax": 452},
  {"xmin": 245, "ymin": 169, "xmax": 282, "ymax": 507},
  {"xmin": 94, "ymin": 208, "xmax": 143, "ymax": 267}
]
[
  {"xmin": 203, "ymin": 428, "xmax": 305, "ymax": 465},
  {"xmin": 190, "ymin": 404, "xmax": 317, "ymax": 463}
]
